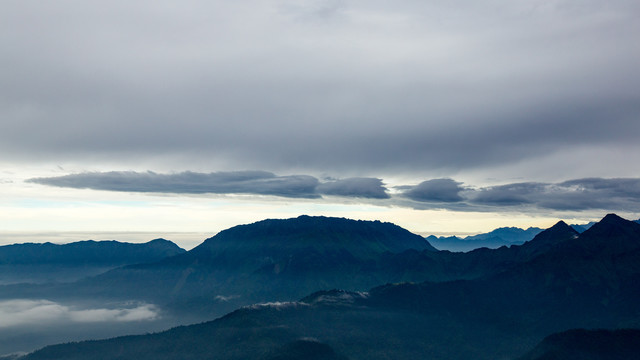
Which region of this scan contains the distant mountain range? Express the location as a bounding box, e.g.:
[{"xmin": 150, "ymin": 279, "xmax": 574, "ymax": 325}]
[
  {"xmin": 0, "ymin": 238, "xmax": 185, "ymax": 265},
  {"xmin": 0, "ymin": 239, "xmax": 185, "ymax": 285},
  {"xmin": 426, "ymin": 226, "xmax": 545, "ymax": 252},
  {"xmin": 4, "ymin": 214, "xmax": 640, "ymax": 359},
  {"xmin": 427, "ymin": 219, "xmax": 640, "ymax": 252}
]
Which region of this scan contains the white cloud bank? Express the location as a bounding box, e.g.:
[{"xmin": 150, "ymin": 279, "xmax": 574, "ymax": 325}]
[{"xmin": 0, "ymin": 299, "xmax": 158, "ymax": 328}]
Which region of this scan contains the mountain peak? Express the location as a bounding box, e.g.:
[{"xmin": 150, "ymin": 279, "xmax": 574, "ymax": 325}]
[
  {"xmin": 577, "ymin": 213, "xmax": 640, "ymax": 252},
  {"xmin": 547, "ymin": 220, "xmax": 578, "ymax": 235},
  {"xmin": 536, "ymin": 220, "xmax": 577, "ymax": 239},
  {"xmin": 584, "ymin": 213, "xmax": 640, "ymax": 234},
  {"xmin": 600, "ymin": 213, "xmax": 626, "ymax": 224},
  {"xmin": 516, "ymin": 220, "xmax": 578, "ymax": 255}
]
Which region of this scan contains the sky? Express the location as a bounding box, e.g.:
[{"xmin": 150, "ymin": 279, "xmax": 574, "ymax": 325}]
[{"xmin": 1, "ymin": 1, "xmax": 640, "ymax": 249}]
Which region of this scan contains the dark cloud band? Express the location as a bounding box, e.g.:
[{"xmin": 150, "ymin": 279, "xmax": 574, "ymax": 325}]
[
  {"xmin": 27, "ymin": 171, "xmax": 389, "ymax": 200},
  {"xmin": 400, "ymin": 177, "xmax": 640, "ymax": 213},
  {"xmin": 402, "ymin": 178, "xmax": 464, "ymax": 203},
  {"xmin": 28, "ymin": 172, "xmax": 640, "ymax": 213},
  {"xmin": 317, "ymin": 177, "xmax": 390, "ymax": 199}
]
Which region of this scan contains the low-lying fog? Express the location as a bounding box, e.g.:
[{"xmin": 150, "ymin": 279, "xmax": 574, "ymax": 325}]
[{"xmin": 0, "ymin": 299, "xmax": 174, "ymax": 357}]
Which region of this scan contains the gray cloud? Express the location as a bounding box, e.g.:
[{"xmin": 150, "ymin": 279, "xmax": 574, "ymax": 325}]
[
  {"xmin": 537, "ymin": 178, "xmax": 640, "ymax": 211},
  {"xmin": 402, "ymin": 179, "xmax": 464, "ymax": 202},
  {"xmin": 1, "ymin": 1, "xmax": 639, "ymax": 179},
  {"xmin": 468, "ymin": 178, "xmax": 640, "ymax": 212},
  {"xmin": 397, "ymin": 177, "xmax": 640, "ymax": 214},
  {"xmin": 559, "ymin": 178, "xmax": 640, "ymax": 198},
  {"xmin": 28, "ymin": 171, "xmax": 388, "ymax": 199},
  {"xmin": 470, "ymin": 182, "xmax": 544, "ymax": 206},
  {"xmin": 317, "ymin": 177, "xmax": 389, "ymax": 199},
  {"xmin": 29, "ymin": 170, "xmax": 640, "ymax": 214}
]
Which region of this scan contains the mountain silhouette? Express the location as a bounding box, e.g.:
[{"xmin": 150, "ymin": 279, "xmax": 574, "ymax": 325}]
[
  {"xmin": 0, "ymin": 238, "xmax": 184, "ymax": 265},
  {"xmin": 66, "ymin": 216, "xmax": 437, "ymax": 316},
  {"xmin": 192, "ymin": 215, "xmax": 435, "ymax": 257},
  {"xmin": 0, "ymin": 239, "xmax": 185, "ymax": 285},
  {"xmin": 19, "ymin": 213, "xmax": 640, "ymax": 360}
]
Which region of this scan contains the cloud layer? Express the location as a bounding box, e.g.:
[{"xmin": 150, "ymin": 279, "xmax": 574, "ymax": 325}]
[
  {"xmin": 0, "ymin": 299, "xmax": 158, "ymax": 328},
  {"xmin": 2, "ymin": 1, "xmax": 639, "ymax": 179},
  {"xmin": 408, "ymin": 177, "xmax": 640, "ymax": 213},
  {"xmin": 28, "ymin": 171, "xmax": 640, "ymax": 213},
  {"xmin": 28, "ymin": 171, "xmax": 389, "ymax": 199},
  {"xmin": 469, "ymin": 178, "xmax": 640, "ymax": 211}
]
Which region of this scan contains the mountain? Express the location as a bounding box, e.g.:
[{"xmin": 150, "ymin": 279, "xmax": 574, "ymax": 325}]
[
  {"xmin": 7, "ymin": 216, "xmax": 582, "ymax": 315},
  {"xmin": 570, "ymin": 221, "xmax": 596, "ymax": 233},
  {"xmin": 20, "ymin": 214, "xmax": 640, "ymax": 359},
  {"xmin": 19, "ymin": 213, "xmax": 640, "ymax": 360},
  {"xmin": 9, "ymin": 213, "xmax": 640, "ymax": 359},
  {"xmin": 192, "ymin": 215, "xmax": 436, "ymax": 257},
  {"xmin": 517, "ymin": 329, "xmax": 640, "ymax": 360},
  {"xmin": 0, "ymin": 216, "xmax": 444, "ymax": 355},
  {"xmin": 0, "ymin": 238, "xmax": 184, "ymax": 265},
  {"xmin": 0, "ymin": 239, "xmax": 185, "ymax": 284},
  {"xmin": 63, "ymin": 216, "xmax": 437, "ymax": 316},
  {"xmin": 427, "ymin": 226, "xmax": 544, "ymax": 252},
  {"xmin": 435, "ymin": 214, "xmax": 640, "ymax": 330},
  {"xmin": 384, "ymin": 221, "xmax": 579, "ymax": 282},
  {"xmin": 21, "ymin": 300, "xmax": 351, "ymax": 360},
  {"xmin": 23, "ymin": 289, "xmax": 504, "ymax": 360},
  {"xmin": 568, "ymin": 218, "xmax": 640, "ymax": 233}
]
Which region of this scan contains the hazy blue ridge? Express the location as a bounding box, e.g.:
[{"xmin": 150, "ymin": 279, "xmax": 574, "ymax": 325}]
[
  {"xmin": 428, "ymin": 219, "xmax": 613, "ymax": 252},
  {"xmin": 427, "ymin": 226, "xmax": 544, "ymax": 252},
  {"xmin": 0, "ymin": 239, "xmax": 185, "ymax": 285},
  {"xmin": 0, "ymin": 238, "xmax": 185, "ymax": 265}
]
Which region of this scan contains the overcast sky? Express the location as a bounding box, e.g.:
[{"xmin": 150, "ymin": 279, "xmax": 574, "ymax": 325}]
[{"xmin": 1, "ymin": 1, "xmax": 639, "ymax": 247}]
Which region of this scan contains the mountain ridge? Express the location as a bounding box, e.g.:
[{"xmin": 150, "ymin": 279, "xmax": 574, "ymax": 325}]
[
  {"xmin": 192, "ymin": 215, "xmax": 436, "ymax": 257},
  {"xmin": 0, "ymin": 238, "xmax": 185, "ymax": 265},
  {"xmin": 0, "ymin": 238, "xmax": 185, "ymax": 285},
  {"xmin": 68, "ymin": 215, "xmax": 439, "ymax": 316},
  {"xmin": 8, "ymin": 213, "xmax": 640, "ymax": 359}
]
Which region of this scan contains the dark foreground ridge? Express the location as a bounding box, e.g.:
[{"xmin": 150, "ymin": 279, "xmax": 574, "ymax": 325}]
[{"xmin": 517, "ymin": 329, "xmax": 640, "ymax": 360}]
